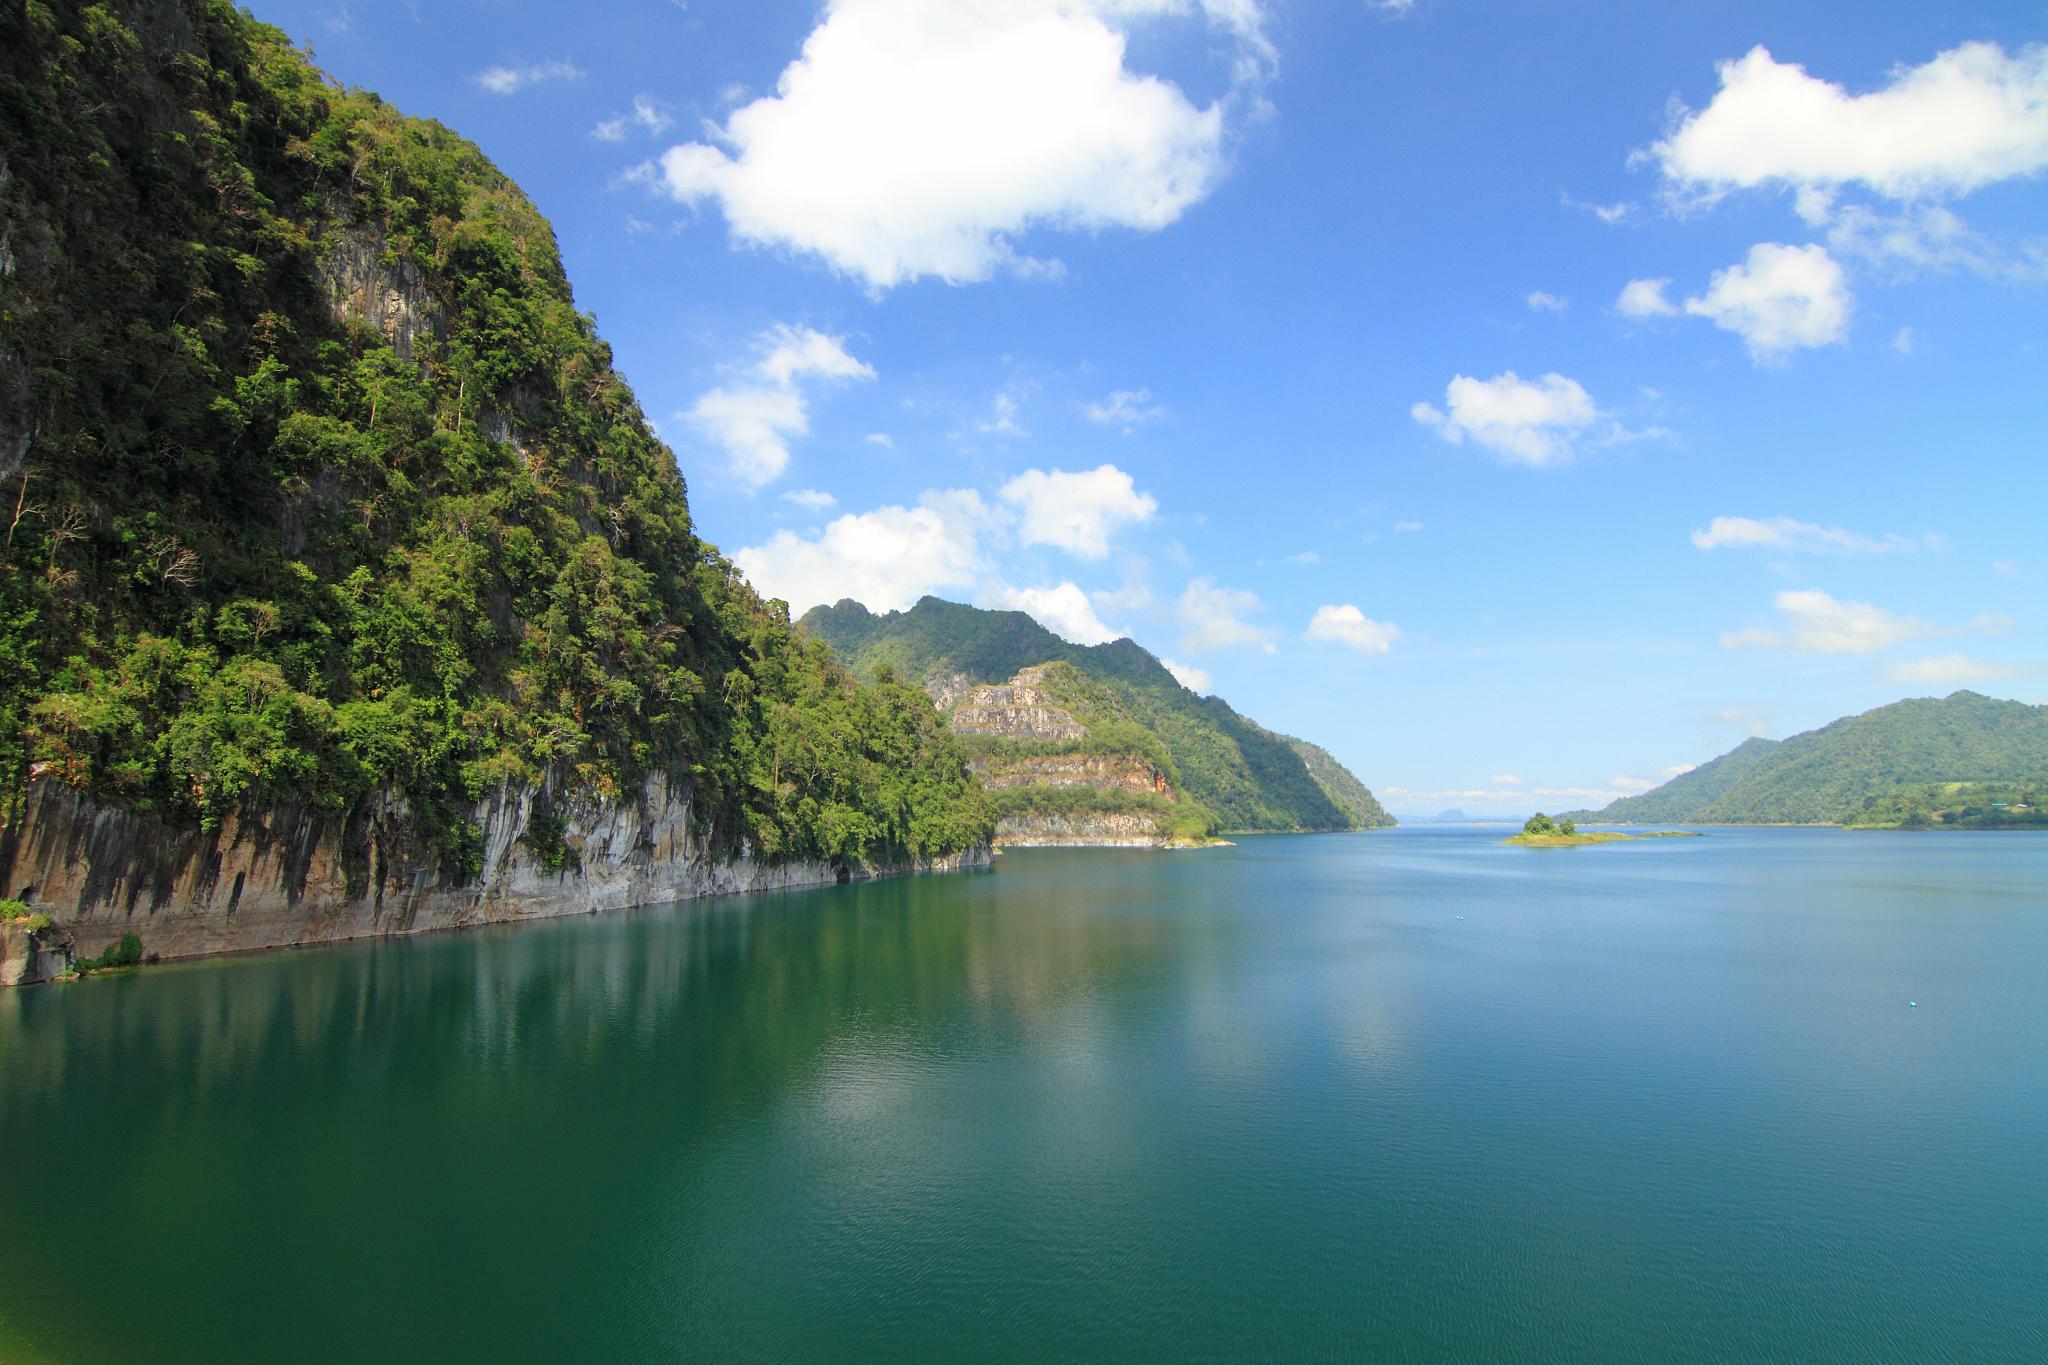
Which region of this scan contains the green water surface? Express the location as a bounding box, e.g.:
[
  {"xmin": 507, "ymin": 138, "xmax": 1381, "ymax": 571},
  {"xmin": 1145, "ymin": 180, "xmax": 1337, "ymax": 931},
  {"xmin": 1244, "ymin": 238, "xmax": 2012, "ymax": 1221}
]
[{"xmin": 3, "ymin": 828, "xmax": 2045, "ymax": 1361}]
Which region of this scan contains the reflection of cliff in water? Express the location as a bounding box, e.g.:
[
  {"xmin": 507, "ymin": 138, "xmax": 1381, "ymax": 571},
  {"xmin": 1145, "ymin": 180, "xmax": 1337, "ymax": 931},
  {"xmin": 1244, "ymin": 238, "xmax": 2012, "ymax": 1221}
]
[{"xmin": 0, "ymin": 869, "xmax": 1171, "ymax": 1121}]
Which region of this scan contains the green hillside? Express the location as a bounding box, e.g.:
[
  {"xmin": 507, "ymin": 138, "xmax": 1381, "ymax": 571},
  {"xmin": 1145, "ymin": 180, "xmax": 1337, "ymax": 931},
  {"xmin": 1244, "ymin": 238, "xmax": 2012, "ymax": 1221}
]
[
  {"xmin": 0, "ymin": 0, "xmax": 989, "ymax": 872},
  {"xmin": 1562, "ymin": 736, "xmax": 1781, "ymax": 824},
  {"xmin": 798, "ymin": 597, "xmax": 1394, "ymax": 833},
  {"xmin": 1574, "ymin": 692, "xmax": 2048, "ymax": 826}
]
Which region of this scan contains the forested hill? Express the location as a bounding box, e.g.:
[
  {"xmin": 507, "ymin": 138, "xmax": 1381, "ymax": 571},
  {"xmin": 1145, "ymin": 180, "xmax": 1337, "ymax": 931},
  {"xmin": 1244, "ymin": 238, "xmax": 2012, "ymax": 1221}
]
[
  {"xmin": 798, "ymin": 597, "xmax": 1393, "ymax": 832},
  {"xmin": 0, "ymin": 1, "xmax": 990, "ymax": 870},
  {"xmin": 1568, "ymin": 691, "xmax": 2048, "ymax": 826},
  {"xmin": 1566, "ymin": 736, "xmax": 1781, "ymax": 825}
]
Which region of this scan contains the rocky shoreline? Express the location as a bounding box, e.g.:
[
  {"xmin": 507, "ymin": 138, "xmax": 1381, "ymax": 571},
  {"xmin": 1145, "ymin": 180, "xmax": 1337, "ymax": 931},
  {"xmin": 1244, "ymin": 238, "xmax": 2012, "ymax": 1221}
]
[{"xmin": 0, "ymin": 777, "xmax": 991, "ymax": 987}]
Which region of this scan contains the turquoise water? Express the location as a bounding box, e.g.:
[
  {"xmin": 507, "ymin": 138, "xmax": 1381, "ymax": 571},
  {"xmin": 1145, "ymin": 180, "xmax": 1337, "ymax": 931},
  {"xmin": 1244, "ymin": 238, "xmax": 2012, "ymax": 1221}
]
[{"xmin": 3, "ymin": 827, "xmax": 2045, "ymax": 1361}]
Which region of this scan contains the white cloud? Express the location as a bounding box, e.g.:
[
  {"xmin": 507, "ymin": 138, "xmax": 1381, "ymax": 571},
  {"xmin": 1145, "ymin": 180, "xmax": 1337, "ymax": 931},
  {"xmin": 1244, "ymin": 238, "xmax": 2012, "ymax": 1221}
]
[
  {"xmin": 1611, "ymin": 775, "xmax": 1658, "ymax": 792},
  {"xmin": 1282, "ymin": 549, "xmax": 1320, "ymax": 564},
  {"xmin": 1683, "ymin": 243, "xmax": 1850, "ymax": 361},
  {"xmin": 1084, "ymin": 388, "xmax": 1166, "ymax": 429},
  {"xmin": 992, "ymin": 581, "xmax": 1119, "ymax": 645},
  {"xmin": 1690, "ymin": 515, "xmax": 1922, "ymax": 555},
  {"xmin": 594, "ymin": 94, "xmax": 675, "ymax": 142},
  {"xmin": 1306, "ymin": 604, "xmax": 1401, "ymax": 655},
  {"xmin": 1973, "ymin": 611, "xmax": 2017, "ymax": 635},
  {"xmin": 1882, "ymin": 654, "xmax": 2030, "ymax": 686},
  {"xmin": 1893, "ymin": 325, "xmax": 1918, "ymax": 356},
  {"xmin": 864, "ymin": 432, "xmax": 895, "ymax": 448},
  {"xmin": 648, "ymin": 0, "xmax": 1269, "ymax": 288},
  {"xmin": 1617, "ymin": 277, "xmax": 1678, "ymax": 318},
  {"xmin": 735, "ymin": 488, "xmax": 994, "ymax": 613},
  {"xmin": 686, "ymin": 385, "xmax": 808, "ymax": 488},
  {"xmin": 782, "ymin": 488, "xmax": 838, "ymax": 511},
  {"xmin": 756, "ymin": 325, "xmax": 875, "ymax": 387},
  {"xmin": 976, "ymin": 392, "xmax": 1027, "ymax": 438},
  {"xmin": 471, "ymin": 59, "xmax": 584, "ymax": 96},
  {"xmin": 1491, "ymin": 774, "xmax": 1524, "ymax": 785},
  {"xmin": 999, "ymin": 464, "xmax": 1158, "ymax": 558},
  {"xmin": 687, "ymin": 326, "xmax": 874, "ymax": 487},
  {"xmin": 1525, "ymin": 290, "xmax": 1569, "ymax": 314},
  {"xmin": 1825, "ymin": 203, "xmax": 2048, "ymax": 282},
  {"xmin": 1394, "ymin": 519, "xmax": 1423, "ymax": 533},
  {"xmin": 1160, "ymin": 657, "xmax": 1212, "ymax": 693},
  {"xmin": 1720, "ymin": 588, "xmax": 1935, "ymax": 654},
  {"xmin": 1177, "ymin": 578, "xmax": 1278, "ymax": 654},
  {"xmin": 1368, "ymin": 0, "xmax": 1416, "ymax": 14},
  {"xmin": 1653, "ymin": 42, "xmax": 2048, "ymax": 202},
  {"xmin": 1412, "ymin": 371, "xmax": 1599, "ymax": 466}
]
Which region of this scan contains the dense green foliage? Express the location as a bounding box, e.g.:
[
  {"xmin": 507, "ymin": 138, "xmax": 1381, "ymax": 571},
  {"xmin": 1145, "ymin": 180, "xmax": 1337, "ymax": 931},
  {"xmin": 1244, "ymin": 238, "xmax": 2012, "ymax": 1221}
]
[
  {"xmin": 1284, "ymin": 736, "xmax": 1393, "ymax": 829},
  {"xmin": 1521, "ymin": 813, "xmax": 1576, "ymax": 836},
  {"xmin": 1844, "ymin": 780, "xmax": 2047, "ymax": 830},
  {"xmin": 799, "ymin": 597, "xmax": 1393, "ymax": 832},
  {"xmin": 0, "ymin": 1, "xmax": 989, "ymax": 869},
  {"xmin": 1573, "ymin": 692, "xmax": 2048, "ymax": 826}
]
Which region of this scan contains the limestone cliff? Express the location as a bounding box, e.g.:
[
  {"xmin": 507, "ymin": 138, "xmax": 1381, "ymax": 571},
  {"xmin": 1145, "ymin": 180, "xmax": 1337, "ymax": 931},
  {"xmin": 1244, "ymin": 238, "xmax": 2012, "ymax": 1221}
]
[
  {"xmin": 1, "ymin": 774, "xmax": 988, "ymax": 980},
  {"xmin": 935, "ymin": 663, "xmax": 1197, "ymax": 848}
]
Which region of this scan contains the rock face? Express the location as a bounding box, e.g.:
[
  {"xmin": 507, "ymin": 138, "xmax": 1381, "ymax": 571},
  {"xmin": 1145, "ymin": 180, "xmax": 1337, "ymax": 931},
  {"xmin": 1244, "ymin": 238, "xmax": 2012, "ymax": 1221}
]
[
  {"xmin": 0, "ymin": 918, "xmax": 74, "ymax": 988},
  {"xmin": 973, "ymin": 753, "xmax": 1171, "ymax": 796},
  {"xmin": 0, "ymin": 776, "xmax": 991, "ymax": 978},
  {"xmin": 948, "ymin": 666, "xmax": 1090, "ymax": 742},
  {"xmin": 934, "ymin": 662, "xmax": 1183, "ymax": 848},
  {"xmin": 994, "ymin": 811, "xmax": 1164, "ymax": 848},
  {"xmin": 318, "ymin": 226, "xmax": 445, "ymax": 364}
]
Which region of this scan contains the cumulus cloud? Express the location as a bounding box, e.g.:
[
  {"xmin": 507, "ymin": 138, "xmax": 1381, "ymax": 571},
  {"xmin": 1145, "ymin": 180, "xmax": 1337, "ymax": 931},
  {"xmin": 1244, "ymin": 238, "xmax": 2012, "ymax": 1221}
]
[
  {"xmin": 1525, "ymin": 290, "xmax": 1569, "ymax": 314},
  {"xmin": 648, "ymin": 0, "xmax": 1270, "ymax": 288},
  {"xmin": 1683, "ymin": 243, "xmax": 1851, "ymax": 361},
  {"xmin": 1720, "ymin": 588, "xmax": 1935, "ymax": 654},
  {"xmin": 992, "ymin": 580, "xmax": 1120, "ymax": 645},
  {"xmin": 1411, "ymin": 371, "xmax": 1599, "ymax": 466},
  {"xmin": 1653, "ymin": 42, "xmax": 2048, "ymax": 203},
  {"xmin": 975, "ymin": 392, "xmax": 1028, "ymax": 438},
  {"xmin": 735, "ymin": 489, "xmax": 994, "ymax": 613},
  {"xmin": 594, "ymin": 94, "xmax": 675, "ymax": 142},
  {"xmin": 1177, "ymin": 578, "xmax": 1278, "ymax": 654},
  {"xmin": 1305, "ymin": 604, "xmax": 1401, "ymax": 655},
  {"xmin": 1160, "ymin": 657, "xmax": 1212, "ymax": 693},
  {"xmin": 1617, "ymin": 277, "xmax": 1678, "ymax": 318},
  {"xmin": 471, "ymin": 59, "xmax": 584, "ymax": 95},
  {"xmin": 1882, "ymin": 654, "xmax": 2032, "ymax": 686},
  {"xmin": 1084, "ymin": 388, "xmax": 1166, "ymax": 429},
  {"xmin": 1691, "ymin": 515, "xmax": 1923, "ymax": 555},
  {"xmin": 781, "ymin": 488, "xmax": 838, "ymax": 511},
  {"xmin": 687, "ymin": 325, "xmax": 874, "ymax": 487},
  {"xmin": 999, "ymin": 464, "xmax": 1158, "ymax": 558},
  {"xmin": 1491, "ymin": 774, "xmax": 1523, "ymax": 785}
]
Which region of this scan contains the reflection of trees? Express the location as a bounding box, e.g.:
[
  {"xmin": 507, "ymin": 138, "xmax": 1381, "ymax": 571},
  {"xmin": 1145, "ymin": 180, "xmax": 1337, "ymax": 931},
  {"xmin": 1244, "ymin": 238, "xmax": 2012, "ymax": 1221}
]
[{"xmin": 0, "ymin": 867, "xmax": 1172, "ymax": 1131}]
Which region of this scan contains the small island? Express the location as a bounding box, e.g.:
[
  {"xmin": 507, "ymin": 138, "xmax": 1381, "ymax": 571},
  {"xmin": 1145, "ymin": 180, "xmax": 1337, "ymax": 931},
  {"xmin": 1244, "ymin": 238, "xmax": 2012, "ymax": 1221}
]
[{"xmin": 1505, "ymin": 813, "xmax": 1702, "ymax": 847}]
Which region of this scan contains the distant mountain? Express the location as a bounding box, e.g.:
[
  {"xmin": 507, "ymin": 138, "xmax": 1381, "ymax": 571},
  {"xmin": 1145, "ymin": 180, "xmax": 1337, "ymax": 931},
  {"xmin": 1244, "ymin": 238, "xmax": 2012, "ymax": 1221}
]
[
  {"xmin": 1437, "ymin": 809, "xmax": 1468, "ymax": 822},
  {"xmin": 798, "ymin": 597, "xmax": 1394, "ymax": 833},
  {"xmin": 1568, "ymin": 692, "xmax": 2048, "ymax": 826}
]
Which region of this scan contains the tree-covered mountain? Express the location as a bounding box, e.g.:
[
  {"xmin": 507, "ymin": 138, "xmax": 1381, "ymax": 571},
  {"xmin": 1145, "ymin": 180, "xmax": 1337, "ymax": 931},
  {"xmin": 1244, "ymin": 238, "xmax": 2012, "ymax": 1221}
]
[
  {"xmin": 1566, "ymin": 736, "xmax": 1782, "ymax": 824},
  {"xmin": 797, "ymin": 597, "xmax": 1394, "ymax": 832},
  {"xmin": 1569, "ymin": 692, "xmax": 2048, "ymax": 826},
  {"xmin": 0, "ymin": 0, "xmax": 990, "ymax": 875}
]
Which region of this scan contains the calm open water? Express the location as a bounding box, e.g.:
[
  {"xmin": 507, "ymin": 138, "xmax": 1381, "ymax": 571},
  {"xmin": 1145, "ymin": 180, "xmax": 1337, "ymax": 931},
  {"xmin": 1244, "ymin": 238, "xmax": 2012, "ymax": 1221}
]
[{"xmin": 3, "ymin": 827, "xmax": 2046, "ymax": 1362}]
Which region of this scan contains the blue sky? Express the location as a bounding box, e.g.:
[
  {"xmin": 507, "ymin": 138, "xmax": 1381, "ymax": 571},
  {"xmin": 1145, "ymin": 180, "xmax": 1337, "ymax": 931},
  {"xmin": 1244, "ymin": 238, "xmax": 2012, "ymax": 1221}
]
[{"xmin": 261, "ymin": 0, "xmax": 2047, "ymax": 816}]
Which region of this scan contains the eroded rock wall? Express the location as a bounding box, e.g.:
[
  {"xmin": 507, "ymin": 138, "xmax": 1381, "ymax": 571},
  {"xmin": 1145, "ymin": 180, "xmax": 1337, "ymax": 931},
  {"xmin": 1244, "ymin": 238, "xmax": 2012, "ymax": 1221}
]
[
  {"xmin": 994, "ymin": 811, "xmax": 1163, "ymax": 848},
  {"xmin": 0, "ymin": 776, "xmax": 990, "ymax": 975}
]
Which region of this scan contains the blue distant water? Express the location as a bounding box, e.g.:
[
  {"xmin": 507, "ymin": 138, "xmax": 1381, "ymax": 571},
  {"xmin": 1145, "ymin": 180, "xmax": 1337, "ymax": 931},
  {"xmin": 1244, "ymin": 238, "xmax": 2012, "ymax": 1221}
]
[{"xmin": 3, "ymin": 827, "xmax": 2045, "ymax": 1361}]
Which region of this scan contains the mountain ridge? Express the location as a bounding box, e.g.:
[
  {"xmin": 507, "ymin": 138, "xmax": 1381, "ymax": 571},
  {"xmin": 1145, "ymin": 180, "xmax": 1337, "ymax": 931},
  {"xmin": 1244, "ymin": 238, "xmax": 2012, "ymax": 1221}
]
[
  {"xmin": 798, "ymin": 596, "xmax": 1393, "ymax": 833},
  {"xmin": 1566, "ymin": 691, "xmax": 2048, "ymax": 826}
]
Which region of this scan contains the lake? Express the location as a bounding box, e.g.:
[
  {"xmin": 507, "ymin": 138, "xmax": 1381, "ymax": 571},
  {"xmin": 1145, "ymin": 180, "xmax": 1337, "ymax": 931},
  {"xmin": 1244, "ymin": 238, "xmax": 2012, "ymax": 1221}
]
[{"xmin": 3, "ymin": 827, "xmax": 2045, "ymax": 1361}]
